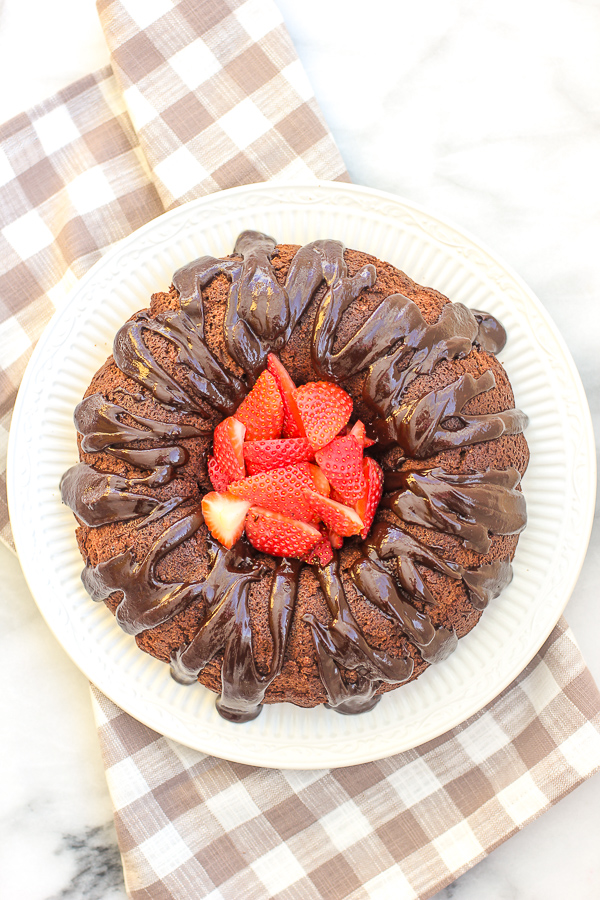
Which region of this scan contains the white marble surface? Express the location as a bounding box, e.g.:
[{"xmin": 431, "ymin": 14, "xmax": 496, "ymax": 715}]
[{"xmin": 1, "ymin": 1, "xmax": 599, "ymax": 898}]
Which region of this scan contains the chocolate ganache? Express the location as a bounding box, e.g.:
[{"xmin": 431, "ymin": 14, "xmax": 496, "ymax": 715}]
[{"xmin": 61, "ymin": 231, "xmax": 528, "ymax": 722}]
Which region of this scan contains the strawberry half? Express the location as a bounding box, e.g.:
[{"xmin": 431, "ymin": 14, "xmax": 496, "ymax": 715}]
[
  {"xmin": 202, "ymin": 492, "xmax": 250, "ymax": 549},
  {"xmin": 207, "ymin": 455, "xmax": 230, "ymax": 492},
  {"xmin": 294, "ymin": 381, "xmax": 353, "ymax": 450},
  {"xmin": 315, "ymin": 434, "xmax": 366, "ymax": 506},
  {"xmin": 328, "ymin": 529, "xmax": 344, "ymax": 550},
  {"xmin": 356, "ymin": 457, "xmax": 384, "ymax": 539},
  {"xmin": 304, "ymin": 534, "xmax": 334, "ymax": 567},
  {"xmin": 228, "ymin": 463, "xmax": 317, "ymax": 522},
  {"xmin": 348, "ymin": 419, "xmax": 376, "ymax": 449},
  {"xmin": 309, "ymin": 464, "xmax": 330, "ymax": 497},
  {"xmin": 245, "ymin": 507, "xmax": 321, "ymax": 559},
  {"xmin": 213, "ymin": 416, "xmax": 246, "ymax": 482},
  {"xmin": 234, "ymin": 370, "xmax": 284, "ymax": 441},
  {"xmin": 304, "ymin": 488, "xmax": 363, "ymax": 537},
  {"xmin": 243, "ymin": 437, "xmax": 315, "ymax": 475},
  {"xmin": 267, "ymin": 353, "xmax": 305, "ymax": 438}
]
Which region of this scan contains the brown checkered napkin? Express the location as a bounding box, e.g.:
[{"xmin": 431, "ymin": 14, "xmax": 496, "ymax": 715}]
[
  {"xmin": 2, "ymin": 3, "xmax": 600, "ymax": 899},
  {"xmin": 91, "ymin": 618, "xmax": 600, "ymax": 900},
  {"xmin": 0, "ymin": 0, "xmax": 348, "ymax": 550}
]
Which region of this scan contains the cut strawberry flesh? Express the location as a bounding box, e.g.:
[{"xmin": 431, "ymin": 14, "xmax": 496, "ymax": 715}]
[
  {"xmin": 213, "ymin": 416, "xmax": 246, "ymax": 482},
  {"xmin": 328, "ymin": 529, "xmax": 344, "ymax": 550},
  {"xmin": 267, "ymin": 353, "xmax": 305, "ymax": 438},
  {"xmin": 202, "ymin": 491, "xmax": 250, "ymax": 549},
  {"xmin": 309, "ymin": 464, "xmax": 330, "ymax": 497},
  {"xmin": 315, "ymin": 434, "xmax": 366, "ymax": 506},
  {"xmin": 245, "ymin": 507, "xmax": 321, "ymax": 559},
  {"xmin": 294, "ymin": 381, "xmax": 353, "ymax": 450},
  {"xmin": 304, "ymin": 488, "xmax": 363, "ymax": 537},
  {"xmin": 243, "ymin": 437, "xmax": 315, "ymax": 475},
  {"xmin": 234, "ymin": 369, "xmax": 284, "ymax": 441}
]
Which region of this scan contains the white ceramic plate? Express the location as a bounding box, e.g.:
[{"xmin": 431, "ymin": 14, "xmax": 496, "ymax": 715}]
[{"xmin": 8, "ymin": 182, "xmax": 596, "ymax": 769}]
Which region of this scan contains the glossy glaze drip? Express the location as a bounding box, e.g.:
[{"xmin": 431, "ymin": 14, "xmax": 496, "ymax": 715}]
[
  {"xmin": 62, "ymin": 232, "xmax": 528, "ymax": 719},
  {"xmin": 374, "ymin": 370, "xmax": 529, "ymax": 454},
  {"xmin": 74, "ymin": 393, "xmax": 203, "ymax": 452},
  {"xmin": 59, "ymin": 460, "xmax": 188, "ymax": 528},
  {"xmin": 82, "ymin": 509, "xmax": 206, "ymax": 634},
  {"xmin": 384, "ymin": 467, "xmax": 527, "ymax": 554},
  {"xmin": 113, "ymin": 309, "xmax": 246, "ymax": 415},
  {"xmin": 171, "ymin": 556, "xmax": 301, "ymax": 722},
  {"xmin": 351, "ymin": 554, "xmax": 457, "ymax": 663},
  {"xmin": 303, "ymin": 555, "xmax": 414, "ymax": 714},
  {"xmin": 63, "ymin": 393, "xmax": 201, "ymax": 527},
  {"xmin": 360, "ymin": 520, "xmax": 513, "ymax": 612}
]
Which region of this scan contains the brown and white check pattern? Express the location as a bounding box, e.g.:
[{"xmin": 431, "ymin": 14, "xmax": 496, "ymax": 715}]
[
  {"xmin": 2, "ymin": 2, "xmax": 600, "ymax": 898},
  {"xmin": 0, "ymin": 0, "xmax": 348, "ymax": 549},
  {"xmin": 92, "ymin": 618, "xmax": 600, "ymax": 900}
]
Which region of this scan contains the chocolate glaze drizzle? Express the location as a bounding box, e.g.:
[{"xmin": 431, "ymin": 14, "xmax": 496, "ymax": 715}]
[
  {"xmin": 171, "ymin": 556, "xmax": 301, "ymax": 722},
  {"xmin": 61, "ymin": 231, "xmax": 528, "ymax": 720},
  {"xmin": 304, "ymin": 555, "xmax": 414, "ymax": 714}
]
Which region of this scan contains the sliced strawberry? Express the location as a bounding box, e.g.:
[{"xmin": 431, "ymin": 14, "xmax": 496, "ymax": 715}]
[
  {"xmin": 213, "ymin": 416, "xmax": 246, "ymax": 482},
  {"xmin": 234, "ymin": 370, "xmax": 284, "ymax": 441},
  {"xmin": 304, "ymin": 534, "xmax": 334, "ymax": 566},
  {"xmin": 309, "ymin": 464, "xmax": 330, "ymax": 497},
  {"xmin": 294, "ymin": 381, "xmax": 353, "ymax": 450},
  {"xmin": 243, "ymin": 437, "xmax": 315, "ymax": 475},
  {"xmin": 349, "ymin": 419, "xmax": 376, "ymax": 449},
  {"xmin": 207, "ymin": 455, "xmax": 230, "ymax": 492},
  {"xmin": 245, "ymin": 507, "xmax": 321, "ymax": 559},
  {"xmin": 328, "ymin": 529, "xmax": 344, "ymax": 550},
  {"xmin": 229, "ymin": 463, "xmax": 317, "ymax": 522},
  {"xmin": 202, "ymin": 491, "xmax": 250, "ymax": 549},
  {"xmin": 330, "ymin": 487, "xmax": 346, "ymax": 504},
  {"xmin": 304, "ymin": 488, "xmax": 363, "ymax": 537},
  {"xmin": 356, "ymin": 457, "xmax": 384, "ymax": 539},
  {"xmin": 267, "ymin": 353, "xmax": 305, "ymax": 438},
  {"xmin": 315, "ymin": 434, "xmax": 366, "ymax": 506}
]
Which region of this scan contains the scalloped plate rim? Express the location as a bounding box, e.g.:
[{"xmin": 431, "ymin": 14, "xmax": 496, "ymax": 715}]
[{"xmin": 7, "ymin": 181, "xmax": 596, "ymax": 768}]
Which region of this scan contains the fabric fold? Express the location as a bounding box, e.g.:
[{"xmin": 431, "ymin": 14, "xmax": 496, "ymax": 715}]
[{"xmin": 97, "ymin": 0, "xmax": 348, "ymax": 209}]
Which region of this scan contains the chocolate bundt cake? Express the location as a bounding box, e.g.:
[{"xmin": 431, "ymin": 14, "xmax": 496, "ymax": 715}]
[{"xmin": 60, "ymin": 231, "xmax": 529, "ymax": 722}]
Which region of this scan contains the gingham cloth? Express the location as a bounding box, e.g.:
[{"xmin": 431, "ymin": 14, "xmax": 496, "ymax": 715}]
[
  {"xmin": 0, "ymin": 0, "xmax": 347, "ymax": 548},
  {"xmin": 1, "ymin": 2, "xmax": 599, "ymax": 899},
  {"xmin": 91, "ymin": 620, "xmax": 600, "ymax": 900}
]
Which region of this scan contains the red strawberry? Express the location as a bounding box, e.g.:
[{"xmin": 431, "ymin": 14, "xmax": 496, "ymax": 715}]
[
  {"xmin": 348, "ymin": 419, "xmax": 376, "ymax": 449},
  {"xmin": 213, "ymin": 416, "xmax": 246, "ymax": 482},
  {"xmin": 304, "ymin": 488, "xmax": 363, "ymax": 537},
  {"xmin": 328, "ymin": 529, "xmax": 344, "ymax": 550},
  {"xmin": 304, "ymin": 534, "xmax": 334, "ymax": 566},
  {"xmin": 309, "ymin": 464, "xmax": 330, "ymax": 497},
  {"xmin": 245, "ymin": 507, "xmax": 321, "ymax": 559},
  {"xmin": 267, "ymin": 354, "xmax": 305, "ymax": 438},
  {"xmin": 243, "ymin": 437, "xmax": 315, "ymax": 475},
  {"xmin": 228, "ymin": 463, "xmax": 317, "ymax": 522},
  {"xmin": 202, "ymin": 492, "xmax": 250, "ymax": 549},
  {"xmin": 234, "ymin": 370, "xmax": 284, "ymax": 441},
  {"xmin": 356, "ymin": 457, "xmax": 384, "ymax": 539},
  {"xmin": 294, "ymin": 381, "xmax": 353, "ymax": 450},
  {"xmin": 315, "ymin": 434, "xmax": 366, "ymax": 505},
  {"xmin": 207, "ymin": 455, "xmax": 230, "ymax": 492}
]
